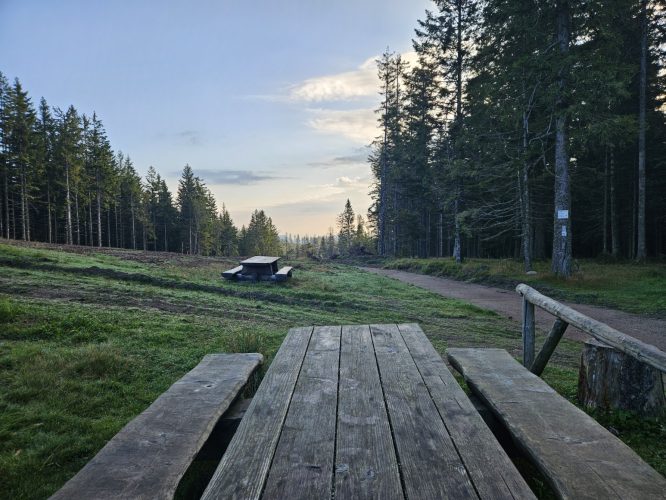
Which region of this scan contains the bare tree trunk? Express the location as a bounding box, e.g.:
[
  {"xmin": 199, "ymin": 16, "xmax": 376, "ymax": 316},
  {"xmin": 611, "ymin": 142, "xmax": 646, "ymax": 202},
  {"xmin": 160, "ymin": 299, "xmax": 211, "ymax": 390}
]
[
  {"xmin": 130, "ymin": 196, "xmax": 136, "ymax": 250},
  {"xmin": 552, "ymin": 0, "xmax": 572, "ymax": 277},
  {"xmin": 610, "ymin": 146, "xmax": 619, "ymax": 257},
  {"xmin": 20, "ymin": 167, "xmax": 27, "ymax": 240},
  {"xmin": 602, "ymin": 148, "xmax": 608, "ymax": 254},
  {"xmin": 636, "ymin": 0, "xmax": 647, "ymax": 261},
  {"xmin": 96, "ymin": 173, "xmax": 102, "ymax": 247},
  {"xmin": 75, "ymin": 191, "xmax": 81, "ymax": 246},
  {"xmin": 438, "ymin": 210, "xmax": 443, "ymax": 257},
  {"xmin": 107, "ymin": 207, "xmax": 112, "ymax": 247},
  {"xmin": 164, "ymin": 222, "xmax": 168, "ymax": 252},
  {"xmin": 88, "ymin": 196, "xmax": 94, "ymax": 246},
  {"xmin": 3, "ymin": 168, "xmax": 8, "ymax": 239},
  {"xmin": 453, "ymin": 194, "xmax": 462, "ymax": 263},
  {"xmin": 47, "ymin": 181, "xmax": 52, "ymax": 243},
  {"xmin": 65, "ymin": 164, "xmax": 73, "ymax": 245},
  {"xmin": 520, "ymin": 111, "xmax": 533, "ymax": 271}
]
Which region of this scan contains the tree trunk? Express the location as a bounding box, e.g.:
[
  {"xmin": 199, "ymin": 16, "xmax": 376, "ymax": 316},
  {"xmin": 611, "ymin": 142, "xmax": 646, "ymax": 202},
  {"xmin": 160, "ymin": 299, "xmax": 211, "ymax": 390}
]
[
  {"xmin": 521, "ymin": 111, "xmax": 532, "ymax": 271},
  {"xmin": 88, "ymin": 197, "xmax": 94, "ymax": 246},
  {"xmin": 47, "ymin": 180, "xmax": 52, "ymax": 244},
  {"xmin": 65, "ymin": 164, "xmax": 73, "ymax": 245},
  {"xmin": 107, "ymin": 207, "xmax": 112, "ymax": 248},
  {"xmin": 551, "ymin": 0, "xmax": 572, "ymax": 277},
  {"xmin": 20, "ymin": 167, "xmax": 27, "ymax": 240},
  {"xmin": 578, "ymin": 339, "xmax": 665, "ymax": 417},
  {"xmin": 75, "ymin": 191, "xmax": 80, "ymax": 246},
  {"xmin": 636, "ymin": 0, "xmax": 648, "ymax": 261},
  {"xmin": 453, "ymin": 194, "xmax": 462, "ymax": 263},
  {"xmin": 610, "ymin": 146, "xmax": 620, "ymax": 257},
  {"xmin": 602, "ymin": 148, "xmax": 608, "ymax": 254},
  {"xmin": 96, "ymin": 172, "xmax": 103, "ymax": 248},
  {"xmin": 3, "ymin": 168, "xmax": 8, "ymax": 239},
  {"xmin": 130, "ymin": 196, "xmax": 136, "ymax": 250}
]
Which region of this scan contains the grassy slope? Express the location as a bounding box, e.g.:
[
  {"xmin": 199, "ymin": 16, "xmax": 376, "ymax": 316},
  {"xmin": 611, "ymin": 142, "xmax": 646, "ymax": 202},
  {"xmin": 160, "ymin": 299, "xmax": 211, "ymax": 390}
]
[
  {"xmin": 0, "ymin": 243, "xmax": 663, "ymax": 498},
  {"xmin": 382, "ymin": 257, "xmax": 666, "ymax": 316}
]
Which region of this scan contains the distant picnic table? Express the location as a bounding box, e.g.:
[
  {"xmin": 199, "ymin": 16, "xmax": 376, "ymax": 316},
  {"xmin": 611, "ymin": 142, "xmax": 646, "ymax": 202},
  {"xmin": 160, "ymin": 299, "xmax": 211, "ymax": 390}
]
[{"xmin": 222, "ymin": 256, "xmax": 292, "ymax": 282}]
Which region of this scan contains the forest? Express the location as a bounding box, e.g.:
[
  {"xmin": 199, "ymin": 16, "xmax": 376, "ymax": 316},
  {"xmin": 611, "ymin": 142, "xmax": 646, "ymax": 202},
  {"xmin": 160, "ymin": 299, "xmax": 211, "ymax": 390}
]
[
  {"xmin": 368, "ymin": 0, "xmax": 666, "ymax": 275},
  {"xmin": 0, "ymin": 74, "xmax": 287, "ymax": 257}
]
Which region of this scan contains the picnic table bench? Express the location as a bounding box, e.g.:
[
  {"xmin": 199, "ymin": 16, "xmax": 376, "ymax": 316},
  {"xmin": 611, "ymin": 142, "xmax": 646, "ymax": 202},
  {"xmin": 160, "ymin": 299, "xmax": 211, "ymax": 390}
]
[
  {"xmin": 50, "ymin": 353, "xmax": 263, "ymax": 500},
  {"xmin": 447, "ymin": 348, "xmax": 666, "ymax": 499},
  {"xmin": 222, "ymin": 256, "xmax": 292, "ymax": 282},
  {"xmin": 202, "ymin": 324, "xmax": 534, "ymax": 499}
]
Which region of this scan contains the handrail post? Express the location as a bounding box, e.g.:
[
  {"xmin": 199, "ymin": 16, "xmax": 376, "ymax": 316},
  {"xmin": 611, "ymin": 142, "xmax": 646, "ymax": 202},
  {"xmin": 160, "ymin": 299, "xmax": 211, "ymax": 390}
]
[{"xmin": 522, "ymin": 297, "xmax": 535, "ymax": 368}]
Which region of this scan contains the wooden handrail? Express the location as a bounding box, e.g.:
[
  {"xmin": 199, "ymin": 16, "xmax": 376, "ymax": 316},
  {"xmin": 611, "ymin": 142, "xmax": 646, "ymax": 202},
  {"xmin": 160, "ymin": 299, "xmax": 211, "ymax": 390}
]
[{"xmin": 516, "ymin": 283, "xmax": 666, "ymax": 373}]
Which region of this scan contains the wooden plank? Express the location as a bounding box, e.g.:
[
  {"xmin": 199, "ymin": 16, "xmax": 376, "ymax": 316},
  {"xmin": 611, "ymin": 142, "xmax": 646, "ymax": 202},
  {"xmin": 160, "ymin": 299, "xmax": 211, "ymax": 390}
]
[
  {"xmin": 275, "ymin": 267, "xmax": 293, "ymax": 282},
  {"xmin": 517, "ymin": 283, "xmax": 666, "ymax": 372},
  {"xmin": 522, "ymin": 298, "xmax": 536, "ymax": 368},
  {"xmin": 447, "ymin": 348, "xmax": 666, "ymax": 499},
  {"xmin": 531, "ymin": 318, "xmax": 568, "ymax": 376},
  {"xmin": 241, "ymin": 256, "xmax": 279, "ymax": 265},
  {"xmin": 370, "ymin": 324, "xmax": 478, "ymax": 499},
  {"xmin": 335, "ymin": 325, "xmax": 403, "ymax": 500},
  {"xmin": 222, "ymin": 265, "xmax": 243, "ymax": 279},
  {"xmin": 51, "ymin": 353, "xmax": 263, "ymax": 500},
  {"xmin": 262, "ymin": 326, "xmax": 341, "ymax": 499},
  {"xmin": 398, "ymin": 324, "xmax": 535, "ymax": 500},
  {"xmin": 201, "ymin": 327, "xmax": 314, "ymax": 500}
]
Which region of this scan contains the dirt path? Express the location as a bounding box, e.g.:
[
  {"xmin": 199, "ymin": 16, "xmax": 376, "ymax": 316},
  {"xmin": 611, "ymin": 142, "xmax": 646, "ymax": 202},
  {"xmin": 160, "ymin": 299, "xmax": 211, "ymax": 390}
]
[{"xmin": 362, "ymin": 267, "xmax": 666, "ymax": 352}]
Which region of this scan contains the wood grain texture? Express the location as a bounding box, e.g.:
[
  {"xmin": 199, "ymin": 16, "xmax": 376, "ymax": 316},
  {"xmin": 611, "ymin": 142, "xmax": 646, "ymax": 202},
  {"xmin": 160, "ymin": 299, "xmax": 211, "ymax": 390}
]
[
  {"xmin": 201, "ymin": 327, "xmax": 314, "ymax": 500},
  {"xmin": 398, "ymin": 324, "xmax": 535, "ymax": 500},
  {"xmin": 370, "ymin": 324, "xmax": 478, "ymax": 499},
  {"xmin": 51, "ymin": 353, "xmax": 263, "ymax": 500},
  {"xmin": 262, "ymin": 326, "xmax": 341, "ymax": 499},
  {"xmin": 448, "ymin": 348, "xmax": 666, "ymax": 500},
  {"xmin": 335, "ymin": 325, "xmax": 403, "ymax": 500},
  {"xmin": 517, "ymin": 283, "xmax": 666, "ymax": 372},
  {"xmin": 522, "ymin": 298, "xmax": 536, "ymax": 368}
]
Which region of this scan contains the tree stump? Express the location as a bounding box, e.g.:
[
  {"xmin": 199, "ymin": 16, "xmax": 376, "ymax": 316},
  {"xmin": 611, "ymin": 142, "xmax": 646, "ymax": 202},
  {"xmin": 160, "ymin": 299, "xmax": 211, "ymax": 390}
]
[{"xmin": 578, "ymin": 339, "xmax": 665, "ymax": 417}]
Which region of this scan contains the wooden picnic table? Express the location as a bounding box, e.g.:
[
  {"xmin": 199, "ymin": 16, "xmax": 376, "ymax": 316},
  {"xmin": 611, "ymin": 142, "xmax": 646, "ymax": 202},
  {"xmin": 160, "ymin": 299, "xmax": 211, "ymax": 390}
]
[
  {"xmin": 240, "ymin": 256, "xmax": 280, "ymax": 276},
  {"xmin": 201, "ymin": 324, "xmax": 535, "ymax": 499}
]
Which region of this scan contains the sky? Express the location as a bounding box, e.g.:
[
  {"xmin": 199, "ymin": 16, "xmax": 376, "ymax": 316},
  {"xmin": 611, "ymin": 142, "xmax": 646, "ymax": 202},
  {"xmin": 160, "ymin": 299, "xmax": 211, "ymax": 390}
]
[{"xmin": 0, "ymin": 0, "xmax": 432, "ymax": 236}]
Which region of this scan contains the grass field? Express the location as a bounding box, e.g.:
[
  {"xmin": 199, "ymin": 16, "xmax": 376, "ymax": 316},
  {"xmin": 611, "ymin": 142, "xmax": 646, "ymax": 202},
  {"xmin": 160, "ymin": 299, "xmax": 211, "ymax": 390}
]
[
  {"xmin": 0, "ymin": 242, "xmax": 663, "ymax": 498},
  {"xmin": 382, "ymin": 257, "xmax": 666, "ymax": 316}
]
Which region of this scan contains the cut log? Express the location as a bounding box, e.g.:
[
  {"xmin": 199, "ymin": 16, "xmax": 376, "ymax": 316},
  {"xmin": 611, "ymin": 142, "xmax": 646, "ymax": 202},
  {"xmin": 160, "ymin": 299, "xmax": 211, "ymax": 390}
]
[{"xmin": 578, "ymin": 339, "xmax": 665, "ymax": 417}]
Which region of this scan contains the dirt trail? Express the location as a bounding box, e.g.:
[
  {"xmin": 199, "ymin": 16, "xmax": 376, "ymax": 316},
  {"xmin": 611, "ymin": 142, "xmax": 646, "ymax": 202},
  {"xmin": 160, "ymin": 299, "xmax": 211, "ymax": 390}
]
[{"xmin": 362, "ymin": 267, "xmax": 666, "ymax": 352}]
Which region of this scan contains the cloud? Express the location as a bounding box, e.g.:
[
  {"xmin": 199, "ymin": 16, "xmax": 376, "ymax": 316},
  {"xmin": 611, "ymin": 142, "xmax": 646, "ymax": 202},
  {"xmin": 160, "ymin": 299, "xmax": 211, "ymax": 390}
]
[
  {"xmin": 289, "ymin": 51, "xmax": 418, "ymax": 103},
  {"xmin": 336, "ymin": 176, "xmax": 366, "ymax": 188},
  {"xmin": 307, "ymin": 107, "xmax": 377, "ymax": 144},
  {"xmin": 176, "ymin": 130, "xmax": 202, "ymax": 146},
  {"xmin": 192, "ymin": 169, "xmax": 284, "ymax": 185},
  {"xmin": 308, "ymin": 147, "xmax": 371, "ymax": 168},
  {"xmin": 290, "ymin": 57, "xmax": 378, "ymax": 102}
]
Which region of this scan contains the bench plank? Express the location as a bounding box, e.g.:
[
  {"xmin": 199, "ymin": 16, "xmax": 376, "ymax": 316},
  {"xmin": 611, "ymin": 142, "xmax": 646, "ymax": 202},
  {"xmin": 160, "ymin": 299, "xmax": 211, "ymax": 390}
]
[
  {"xmin": 222, "ymin": 265, "xmax": 242, "ymax": 279},
  {"xmin": 370, "ymin": 324, "xmax": 478, "ymax": 499},
  {"xmin": 51, "ymin": 353, "xmax": 263, "ymax": 500},
  {"xmin": 335, "ymin": 325, "xmax": 403, "ymax": 499},
  {"xmin": 447, "ymin": 348, "xmax": 666, "ymax": 499},
  {"xmin": 274, "ymin": 266, "xmax": 293, "ymax": 282},
  {"xmin": 398, "ymin": 324, "xmax": 535, "ymax": 499},
  {"xmin": 201, "ymin": 327, "xmax": 314, "ymax": 500},
  {"xmin": 262, "ymin": 326, "xmax": 341, "ymax": 499}
]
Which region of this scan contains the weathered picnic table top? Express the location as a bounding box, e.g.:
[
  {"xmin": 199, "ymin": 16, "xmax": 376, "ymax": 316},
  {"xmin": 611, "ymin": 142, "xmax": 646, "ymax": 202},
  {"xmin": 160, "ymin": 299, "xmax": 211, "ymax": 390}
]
[
  {"xmin": 202, "ymin": 324, "xmax": 534, "ymax": 500},
  {"xmin": 240, "ymin": 256, "xmax": 280, "ymax": 265}
]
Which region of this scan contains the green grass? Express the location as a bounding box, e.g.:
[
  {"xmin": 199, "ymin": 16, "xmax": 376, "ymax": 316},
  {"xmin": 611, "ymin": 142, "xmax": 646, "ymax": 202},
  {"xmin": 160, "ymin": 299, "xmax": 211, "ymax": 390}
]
[
  {"xmin": 0, "ymin": 242, "xmax": 663, "ymax": 498},
  {"xmin": 382, "ymin": 257, "xmax": 666, "ymax": 316}
]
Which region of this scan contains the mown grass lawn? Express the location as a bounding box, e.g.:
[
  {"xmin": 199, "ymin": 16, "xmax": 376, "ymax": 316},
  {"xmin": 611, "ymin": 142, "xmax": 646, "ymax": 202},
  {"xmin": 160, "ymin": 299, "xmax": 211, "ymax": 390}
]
[
  {"xmin": 0, "ymin": 242, "xmax": 663, "ymax": 499},
  {"xmin": 382, "ymin": 256, "xmax": 666, "ymax": 316}
]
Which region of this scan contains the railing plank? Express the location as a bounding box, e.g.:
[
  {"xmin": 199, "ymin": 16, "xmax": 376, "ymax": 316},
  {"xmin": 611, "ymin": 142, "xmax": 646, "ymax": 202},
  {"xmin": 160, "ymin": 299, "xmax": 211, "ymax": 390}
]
[{"xmin": 516, "ymin": 284, "xmax": 666, "ymax": 372}]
